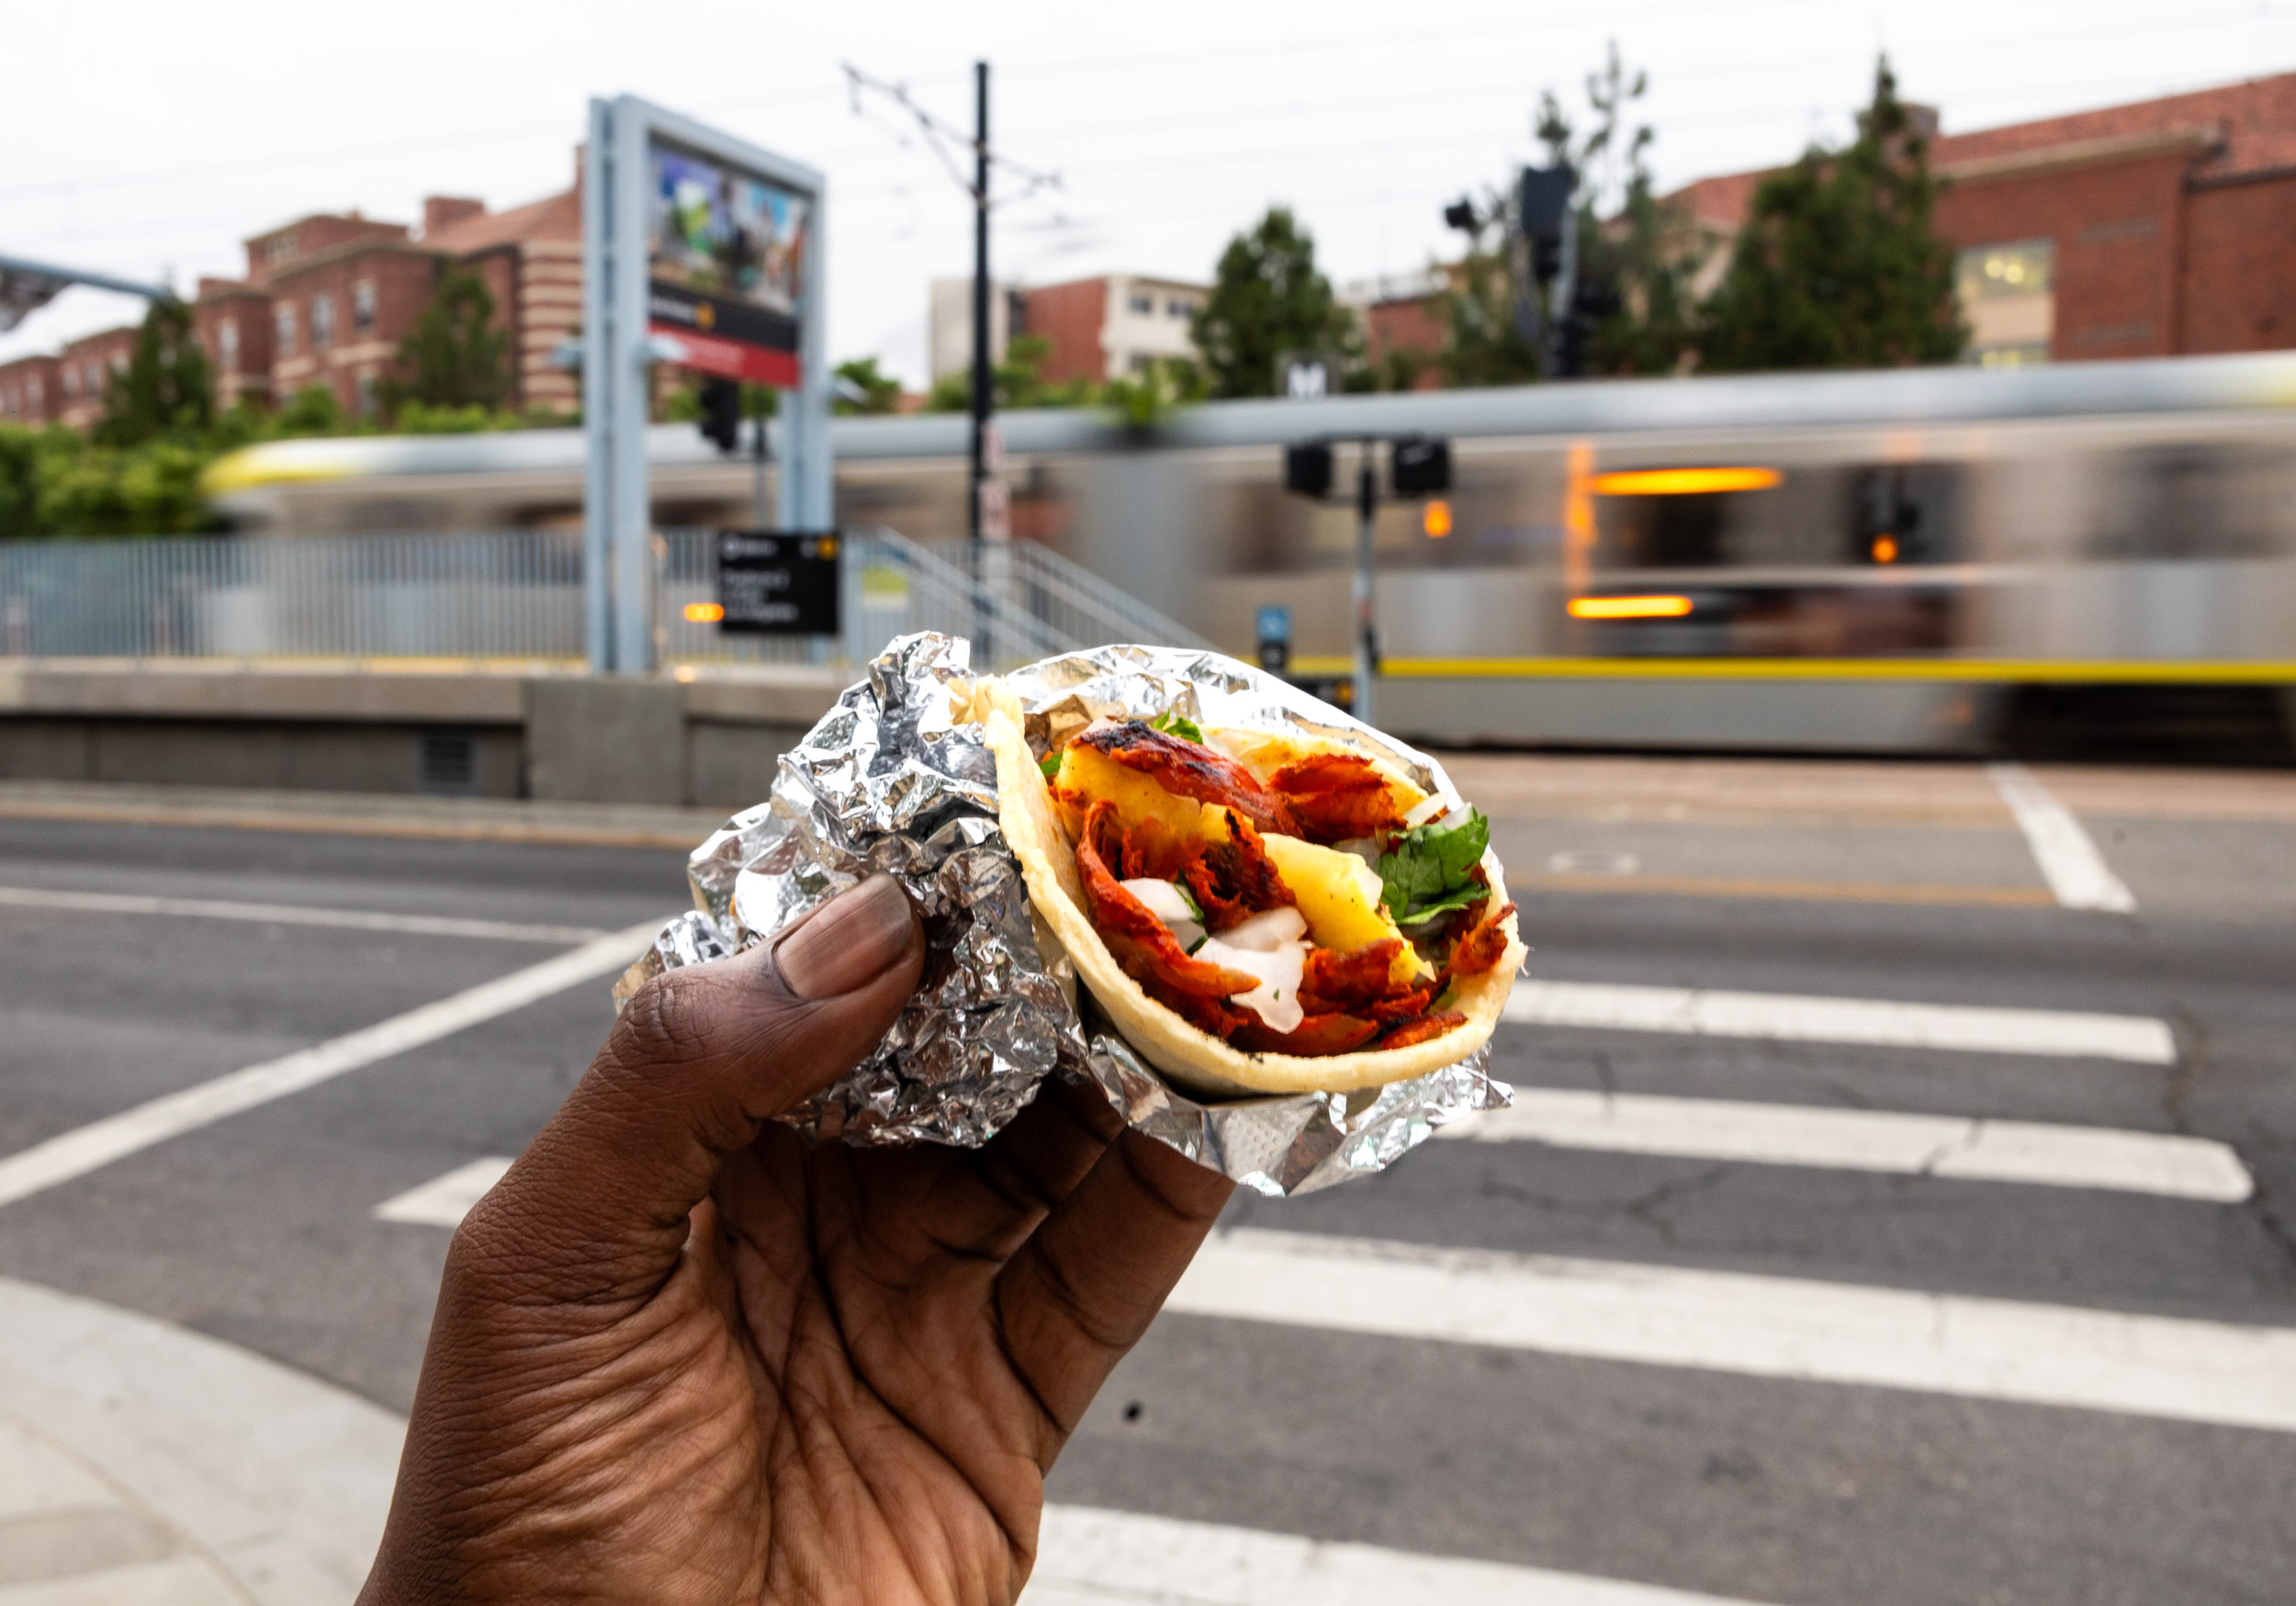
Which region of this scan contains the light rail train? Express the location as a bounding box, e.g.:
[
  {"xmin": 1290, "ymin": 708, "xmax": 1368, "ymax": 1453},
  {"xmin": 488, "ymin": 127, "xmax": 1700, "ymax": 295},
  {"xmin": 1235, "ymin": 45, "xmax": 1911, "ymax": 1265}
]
[{"xmin": 206, "ymin": 354, "xmax": 2296, "ymax": 757}]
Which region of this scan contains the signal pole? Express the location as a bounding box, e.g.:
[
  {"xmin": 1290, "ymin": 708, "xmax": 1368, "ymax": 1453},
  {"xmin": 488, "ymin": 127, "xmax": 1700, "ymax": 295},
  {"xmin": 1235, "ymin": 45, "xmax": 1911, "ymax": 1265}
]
[{"xmin": 1353, "ymin": 440, "xmax": 1379, "ymax": 727}]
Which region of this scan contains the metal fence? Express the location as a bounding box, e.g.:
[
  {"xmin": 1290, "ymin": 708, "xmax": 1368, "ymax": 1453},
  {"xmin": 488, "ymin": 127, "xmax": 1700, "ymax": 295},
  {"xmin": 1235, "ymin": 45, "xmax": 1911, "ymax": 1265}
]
[{"xmin": 0, "ymin": 527, "xmax": 1176, "ymax": 672}]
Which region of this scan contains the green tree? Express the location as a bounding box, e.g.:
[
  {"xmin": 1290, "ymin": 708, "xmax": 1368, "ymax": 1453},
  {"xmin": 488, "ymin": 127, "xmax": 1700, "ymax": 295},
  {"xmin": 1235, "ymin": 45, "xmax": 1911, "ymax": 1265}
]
[
  {"xmin": 95, "ymin": 298, "xmax": 215, "ymax": 446},
  {"xmin": 1191, "ymin": 207, "xmax": 1358, "ymax": 399},
  {"xmin": 384, "ymin": 264, "xmax": 512, "ymax": 412},
  {"xmin": 924, "ymin": 333, "xmax": 1096, "ymax": 412},
  {"xmin": 1441, "ymin": 43, "xmax": 1694, "ymax": 387},
  {"xmin": 832, "ymin": 356, "xmax": 904, "ymax": 415},
  {"xmin": 1698, "ymin": 59, "xmax": 1964, "ymax": 371}
]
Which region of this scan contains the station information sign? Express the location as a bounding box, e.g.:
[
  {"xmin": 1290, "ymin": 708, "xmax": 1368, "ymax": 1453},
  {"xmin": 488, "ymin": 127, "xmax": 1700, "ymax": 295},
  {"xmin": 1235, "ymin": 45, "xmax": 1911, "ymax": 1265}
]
[{"xmin": 714, "ymin": 530, "xmax": 841, "ymax": 635}]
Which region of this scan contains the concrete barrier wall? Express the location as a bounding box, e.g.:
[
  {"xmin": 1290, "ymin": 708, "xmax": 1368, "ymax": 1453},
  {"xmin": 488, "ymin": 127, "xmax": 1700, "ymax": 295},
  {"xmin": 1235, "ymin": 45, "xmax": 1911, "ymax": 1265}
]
[{"xmin": 0, "ymin": 663, "xmax": 844, "ymax": 809}]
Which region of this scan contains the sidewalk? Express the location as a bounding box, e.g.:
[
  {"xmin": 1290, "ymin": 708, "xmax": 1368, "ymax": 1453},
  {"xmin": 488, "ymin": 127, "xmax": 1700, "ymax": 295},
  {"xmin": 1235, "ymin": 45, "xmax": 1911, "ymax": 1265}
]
[{"xmin": 0, "ymin": 1276, "xmax": 402, "ymax": 1605}]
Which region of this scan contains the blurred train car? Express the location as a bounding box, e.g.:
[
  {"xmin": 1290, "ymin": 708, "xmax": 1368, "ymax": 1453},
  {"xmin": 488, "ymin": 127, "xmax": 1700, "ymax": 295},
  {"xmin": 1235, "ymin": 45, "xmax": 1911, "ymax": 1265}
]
[{"xmin": 206, "ymin": 352, "xmax": 2296, "ymax": 757}]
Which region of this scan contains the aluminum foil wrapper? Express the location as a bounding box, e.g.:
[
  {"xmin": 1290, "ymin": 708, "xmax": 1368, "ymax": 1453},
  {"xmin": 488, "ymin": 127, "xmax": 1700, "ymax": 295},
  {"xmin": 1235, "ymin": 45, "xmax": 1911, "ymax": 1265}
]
[{"xmin": 617, "ymin": 631, "xmax": 1511, "ymax": 1196}]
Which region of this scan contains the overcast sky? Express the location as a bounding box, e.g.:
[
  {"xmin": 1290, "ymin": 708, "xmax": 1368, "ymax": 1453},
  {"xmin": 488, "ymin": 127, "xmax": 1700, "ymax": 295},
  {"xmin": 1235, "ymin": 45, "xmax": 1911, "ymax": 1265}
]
[{"xmin": 6, "ymin": 0, "xmax": 2292, "ymax": 385}]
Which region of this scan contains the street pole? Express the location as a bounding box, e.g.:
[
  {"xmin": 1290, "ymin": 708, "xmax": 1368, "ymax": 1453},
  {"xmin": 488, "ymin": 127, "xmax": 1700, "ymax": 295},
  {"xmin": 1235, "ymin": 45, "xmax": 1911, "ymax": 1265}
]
[
  {"xmin": 969, "ymin": 59, "xmax": 992, "ymax": 658},
  {"xmin": 1353, "ymin": 439, "xmax": 1378, "ymax": 727}
]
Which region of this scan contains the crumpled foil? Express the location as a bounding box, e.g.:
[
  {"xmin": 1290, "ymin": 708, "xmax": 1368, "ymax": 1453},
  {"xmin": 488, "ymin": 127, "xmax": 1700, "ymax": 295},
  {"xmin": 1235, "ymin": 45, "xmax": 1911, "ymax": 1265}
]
[{"xmin": 616, "ymin": 632, "xmax": 1511, "ymax": 1196}]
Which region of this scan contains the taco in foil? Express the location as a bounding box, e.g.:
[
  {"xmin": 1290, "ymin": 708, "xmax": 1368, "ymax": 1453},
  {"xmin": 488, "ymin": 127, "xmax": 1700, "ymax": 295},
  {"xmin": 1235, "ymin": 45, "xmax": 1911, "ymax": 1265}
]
[{"xmin": 981, "ymin": 681, "xmax": 1525, "ymax": 1097}]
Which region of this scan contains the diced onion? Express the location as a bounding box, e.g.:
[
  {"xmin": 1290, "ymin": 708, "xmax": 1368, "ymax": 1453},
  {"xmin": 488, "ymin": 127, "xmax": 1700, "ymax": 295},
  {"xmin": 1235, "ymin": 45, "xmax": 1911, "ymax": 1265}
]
[
  {"xmin": 1219, "ymin": 905, "xmax": 1308, "ymax": 952},
  {"xmin": 1195, "ymin": 933, "xmax": 1308, "ymax": 1034},
  {"xmin": 1121, "ymin": 878, "xmax": 1204, "ymax": 952},
  {"xmin": 1401, "ymin": 793, "xmax": 1454, "ymax": 829}
]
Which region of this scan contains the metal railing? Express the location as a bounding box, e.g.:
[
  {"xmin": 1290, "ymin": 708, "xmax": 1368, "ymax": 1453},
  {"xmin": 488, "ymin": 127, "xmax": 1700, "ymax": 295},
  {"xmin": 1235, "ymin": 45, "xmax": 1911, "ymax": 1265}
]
[
  {"xmin": 0, "ymin": 528, "xmax": 1166, "ymax": 672},
  {"xmin": 924, "ymin": 537, "xmax": 1214, "ymax": 652}
]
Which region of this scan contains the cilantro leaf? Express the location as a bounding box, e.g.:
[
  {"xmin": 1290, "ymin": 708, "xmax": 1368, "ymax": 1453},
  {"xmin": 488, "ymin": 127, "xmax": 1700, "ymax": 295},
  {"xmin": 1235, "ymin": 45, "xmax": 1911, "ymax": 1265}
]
[
  {"xmin": 1378, "ymin": 809, "xmax": 1491, "ymax": 923},
  {"xmin": 1039, "ymin": 751, "xmax": 1064, "ymax": 781},
  {"xmin": 1173, "ymin": 880, "xmax": 1205, "ymax": 923},
  {"xmin": 1152, "ymin": 709, "xmax": 1205, "ymax": 745}
]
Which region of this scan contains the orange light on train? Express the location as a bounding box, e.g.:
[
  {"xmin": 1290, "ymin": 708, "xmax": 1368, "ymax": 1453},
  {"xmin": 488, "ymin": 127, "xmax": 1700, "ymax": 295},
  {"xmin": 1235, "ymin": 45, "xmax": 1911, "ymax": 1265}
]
[
  {"xmin": 684, "ymin": 601, "xmax": 726, "ymax": 623},
  {"xmin": 1591, "ymin": 466, "xmax": 1783, "ymax": 496},
  {"xmin": 1870, "ymin": 534, "xmax": 1900, "ymax": 564},
  {"xmin": 1568, "ymin": 594, "xmax": 1694, "ymax": 620},
  {"xmin": 1423, "ymin": 499, "xmax": 1454, "ymax": 537}
]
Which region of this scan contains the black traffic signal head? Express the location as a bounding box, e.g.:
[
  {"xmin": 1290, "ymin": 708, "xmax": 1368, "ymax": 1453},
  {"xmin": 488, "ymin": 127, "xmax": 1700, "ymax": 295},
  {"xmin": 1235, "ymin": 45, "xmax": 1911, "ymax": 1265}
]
[
  {"xmin": 698, "ymin": 376, "xmax": 742, "ymax": 454},
  {"xmin": 1518, "ymin": 165, "xmax": 1575, "ymax": 286},
  {"xmin": 1284, "ymin": 441, "xmax": 1334, "ymax": 500},
  {"xmin": 1391, "ymin": 436, "xmax": 1452, "ymax": 499},
  {"xmin": 1443, "ymin": 197, "xmax": 1480, "ymax": 233}
]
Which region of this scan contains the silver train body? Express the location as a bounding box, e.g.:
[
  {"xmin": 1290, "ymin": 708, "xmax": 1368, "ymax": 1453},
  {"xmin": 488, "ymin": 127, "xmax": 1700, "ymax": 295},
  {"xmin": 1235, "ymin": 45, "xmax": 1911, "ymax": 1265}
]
[{"xmin": 210, "ymin": 353, "xmax": 2296, "ymax": 756}]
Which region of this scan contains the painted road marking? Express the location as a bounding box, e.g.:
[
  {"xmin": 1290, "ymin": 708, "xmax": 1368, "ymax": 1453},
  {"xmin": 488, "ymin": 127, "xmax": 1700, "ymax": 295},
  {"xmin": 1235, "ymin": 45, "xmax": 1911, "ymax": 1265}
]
[
  {"xmin": 0, "ymin": 923, "xmax": 660, "ymax": 1210},
  {"xmin": 1168, "ymin": 1230, "xmax": 2296, "ymax": 1432},
  {"xmin": 1032, "ymin": 1504, "xmax": 1770, "ymax": 1606},
  {"xmin": 1503, "ymin": 981, "xmax": 2175, "ymax": 1064},
  {"xmin": 0, "ymin": 884, "xmax": 607, "ymax": 945},
  {"xmin": 374, "ymin": 1157, "xmax": 515, "ymax": 1228},
  {"xmin": 1516, "ymin": 873, "xmax": 2056, "ymax": 909},
  {"xmin": 1988, "ymin": 762, "xmax": 2137, "ymax": 913},
  {"xmin": 1443, "ymin": 1090, "xmax": 2250, "ymax": 1201}
]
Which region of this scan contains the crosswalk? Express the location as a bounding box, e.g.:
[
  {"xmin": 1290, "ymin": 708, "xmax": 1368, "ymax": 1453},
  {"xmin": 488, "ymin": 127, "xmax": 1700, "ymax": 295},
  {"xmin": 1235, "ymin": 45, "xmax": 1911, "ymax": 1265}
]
[{"xmin": 370, "ymin": 971, "xmax": 2287, "ymax": 1606}]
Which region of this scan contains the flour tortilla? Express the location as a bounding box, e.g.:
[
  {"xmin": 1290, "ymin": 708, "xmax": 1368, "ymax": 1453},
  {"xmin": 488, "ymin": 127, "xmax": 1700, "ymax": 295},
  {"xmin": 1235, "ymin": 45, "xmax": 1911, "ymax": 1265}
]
[{"xmin": 981, "ymin": 679, "xmax": 1525, "ymax": 1097}]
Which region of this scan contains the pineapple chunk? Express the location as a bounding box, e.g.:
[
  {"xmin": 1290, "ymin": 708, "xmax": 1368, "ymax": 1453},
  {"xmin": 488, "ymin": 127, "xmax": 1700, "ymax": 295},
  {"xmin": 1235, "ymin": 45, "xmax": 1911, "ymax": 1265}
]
[
  {"xmin": 1258, "ymin": 833, "xmax": 1430, "ymax": 986},
  {"xmin": 1052, "ymin": 741, "xmax": 1228, "ymax": 847}
]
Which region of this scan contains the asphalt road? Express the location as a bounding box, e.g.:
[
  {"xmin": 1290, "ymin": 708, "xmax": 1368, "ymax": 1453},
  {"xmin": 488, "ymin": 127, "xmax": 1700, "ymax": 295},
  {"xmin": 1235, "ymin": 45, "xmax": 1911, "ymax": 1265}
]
[{"xmin": 0, "ymin": 758, "xmax": 2290, "ymax": 1605}]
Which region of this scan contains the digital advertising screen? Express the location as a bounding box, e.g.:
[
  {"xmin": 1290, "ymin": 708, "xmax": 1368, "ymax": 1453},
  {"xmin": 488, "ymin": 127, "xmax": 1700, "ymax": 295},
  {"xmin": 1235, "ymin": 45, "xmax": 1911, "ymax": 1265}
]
[{"xmin": 647, "ymin": 143, "xmax": 810, "ymax": 386}]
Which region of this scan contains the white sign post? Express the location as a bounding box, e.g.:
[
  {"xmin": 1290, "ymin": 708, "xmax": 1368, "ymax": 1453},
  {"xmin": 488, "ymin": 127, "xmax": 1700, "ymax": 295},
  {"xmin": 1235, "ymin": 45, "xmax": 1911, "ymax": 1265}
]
[{"xmin": 582, "ymin": 95, "xmax": 829, "ymax": 673}]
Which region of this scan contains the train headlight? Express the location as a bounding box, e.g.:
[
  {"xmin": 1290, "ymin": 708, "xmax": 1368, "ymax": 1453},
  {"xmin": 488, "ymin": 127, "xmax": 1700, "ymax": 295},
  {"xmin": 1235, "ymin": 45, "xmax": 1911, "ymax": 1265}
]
[{"xmin": 1423, "ymin": 500, "xmax": 1454, "ymax": 538}]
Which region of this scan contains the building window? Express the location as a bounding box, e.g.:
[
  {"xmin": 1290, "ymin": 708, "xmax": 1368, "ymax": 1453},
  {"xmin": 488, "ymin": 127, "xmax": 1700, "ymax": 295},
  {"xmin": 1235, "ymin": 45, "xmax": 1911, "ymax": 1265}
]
[
  {"xmin": 25, "ymin": 377, "xmax": 39, "ymax": 408},
  {"xmin": 87, "ymin": 361, "xmax": 104, "ymax": 394},
  {"xmin": 276, "ymin": 302, "xmax": 297, "ymax": 356},
  {"xmin": 1166, "ymin": 298, "xmax": 1195, "ymax": 319},
  {"xmin": 1128, "ymin": 292, "xmax": 1154, "ymax": 316},
  {"xmin": 310, "ymin": 294, "xmax": 335, "ymax": 349},
  {"xmin": 1956, "ymin": 240, "xmax": 2054, "ymax": 366},
  {"xmin": 60, "ymin": 367, "xmax": 76, "ymax": 399},
  {"xmin": 219, "ymin": 319, "xmax": 239, "ymax": 370},
  {"xmin": 355, "ymin": 373, "xmax": 377, "ymax": 418},
  {"xmin": 354, "ymin": 280, "xmax": 377, "ymax": 333}
]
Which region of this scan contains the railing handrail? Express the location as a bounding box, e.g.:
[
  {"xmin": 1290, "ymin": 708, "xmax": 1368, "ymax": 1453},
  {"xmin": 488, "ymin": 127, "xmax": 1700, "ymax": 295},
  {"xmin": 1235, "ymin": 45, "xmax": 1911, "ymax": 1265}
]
[{"xmin": 921, "ymin": 537, "xmax": 1212, "ymax": 652}]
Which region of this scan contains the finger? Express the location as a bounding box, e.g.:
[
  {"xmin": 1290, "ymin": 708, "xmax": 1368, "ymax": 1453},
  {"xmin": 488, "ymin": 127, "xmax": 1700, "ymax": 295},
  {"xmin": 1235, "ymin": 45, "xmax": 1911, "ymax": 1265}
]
[
  {"xmin": 463, "ymin": 873, "xmax": 923, "ymax": 1309},
  {"xmin": 892, "ymin": 1076, "xmax": 1129, "ymax": 1264},
  {"xmin": 993, "ymin": 1128, "xmax": 1232, "ymax": 1448}
]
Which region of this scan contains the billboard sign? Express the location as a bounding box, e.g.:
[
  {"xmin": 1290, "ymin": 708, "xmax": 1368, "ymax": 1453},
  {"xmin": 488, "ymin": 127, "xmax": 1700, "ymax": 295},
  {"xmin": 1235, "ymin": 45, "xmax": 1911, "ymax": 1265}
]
[{"xmin": 647, "ymin": 145, "xmax": 811, "ymax": 387}]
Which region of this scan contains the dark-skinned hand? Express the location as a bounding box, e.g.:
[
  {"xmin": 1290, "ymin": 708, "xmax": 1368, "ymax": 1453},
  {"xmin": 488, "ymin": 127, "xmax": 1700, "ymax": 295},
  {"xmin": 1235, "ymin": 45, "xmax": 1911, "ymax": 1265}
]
[{"xmin": 358, "ymin": 872, "xmax": 1232, "ymax": 1605}]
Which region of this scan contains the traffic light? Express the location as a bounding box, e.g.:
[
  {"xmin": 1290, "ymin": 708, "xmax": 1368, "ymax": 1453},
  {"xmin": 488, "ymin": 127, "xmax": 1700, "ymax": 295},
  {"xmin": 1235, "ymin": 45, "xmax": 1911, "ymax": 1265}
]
[
  {"xmin": 1518, "ymin": 165, "xmax": 1575, "ymax": 286},
  {"xmin": 1390, "ymin": 436, "xmax": 1452, "ymax": 498},
  {"xmin": 1284, "ymin": 441, "xmax": 1334, "ymax": 499},
  {"xmin": 698, "ymin": 376, "xmax": 742, "ymax": 454}
]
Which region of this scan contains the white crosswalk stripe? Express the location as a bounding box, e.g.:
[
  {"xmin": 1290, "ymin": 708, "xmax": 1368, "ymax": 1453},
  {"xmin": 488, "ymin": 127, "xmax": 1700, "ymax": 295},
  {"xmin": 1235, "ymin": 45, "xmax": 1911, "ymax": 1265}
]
[
  {"xmin": 1441, "ymin": 1089, "xmax": 2252, "ymax": 1201},
  {"xmin": 1503, "ymin": 980, "xmax": 2175, "ymax": 1063},
  {"xmin": 1166, "ymin": 1229, "xmax": 2296, "ymax": 1432},
  {"xmin": 1030, "ymin": 1504, "xmax": 1773, "ymax": 1605},
  {"xmin": 0, "ymin": 883, "xmax": 609, "ymax": 945},
  {"xmin": 374, "ymin": 1157, "xmax": 514, "ymax": 1227},
  {"xmin": 1988, "ymin": 762, "xmax": 2138, "ymax": 913}
]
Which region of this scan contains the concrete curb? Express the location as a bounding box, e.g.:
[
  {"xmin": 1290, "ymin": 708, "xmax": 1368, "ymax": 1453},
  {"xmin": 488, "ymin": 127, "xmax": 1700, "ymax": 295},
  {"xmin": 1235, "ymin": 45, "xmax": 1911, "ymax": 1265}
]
[{"xmin": 0, "ymin": 1275, "xmax": 405, "ymax": 1606}]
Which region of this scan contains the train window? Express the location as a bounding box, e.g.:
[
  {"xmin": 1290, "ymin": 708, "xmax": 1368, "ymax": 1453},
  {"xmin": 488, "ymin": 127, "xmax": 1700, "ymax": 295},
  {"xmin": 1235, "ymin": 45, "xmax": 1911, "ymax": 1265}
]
[
  {"xmin": 2093, "ymin": 446, "xmax": 2275, "ymax": 560},
  {"xmin": 1599, "ymin": 491, "xmax": 1729, "ymax": 567},
  {"xmin": 1848, "ymin": 465, "xmax": 1959, "ymax": 565}
]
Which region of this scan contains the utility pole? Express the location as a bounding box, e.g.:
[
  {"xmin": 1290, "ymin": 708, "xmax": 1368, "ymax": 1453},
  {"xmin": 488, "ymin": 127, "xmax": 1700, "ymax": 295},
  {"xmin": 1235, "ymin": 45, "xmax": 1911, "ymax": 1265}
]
[
  {"xmin": 1353, "ymin": 439, "xmax": 1379, "ymax": 728},
  {"xmin": 970, "ymin": 61, "xmax": 990, "ymax": 560}
]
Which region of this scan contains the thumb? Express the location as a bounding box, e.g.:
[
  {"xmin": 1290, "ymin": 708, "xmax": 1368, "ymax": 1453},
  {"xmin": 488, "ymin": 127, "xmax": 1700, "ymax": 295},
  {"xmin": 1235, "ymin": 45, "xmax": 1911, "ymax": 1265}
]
[{"xmin": 465, "ymin": 872, "xmax": 922, "ymax": 1307}]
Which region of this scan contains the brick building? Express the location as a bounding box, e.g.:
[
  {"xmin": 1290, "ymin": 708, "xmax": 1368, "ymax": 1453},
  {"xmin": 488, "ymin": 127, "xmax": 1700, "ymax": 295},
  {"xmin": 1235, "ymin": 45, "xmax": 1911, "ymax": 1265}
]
[
  {"xmin": 929, "ymin": 272, "xmax": 1209, "ymax": 386},
  {"xmin": 1673, "ymin": 73, "xmax": 2296, "ymax": 365},
  {"xmin": 7, "ymin": 165, "xmax": 584, "ymax": 432},
  {"xmin": 53, "ymin": 326, "xmax": 141, "ymax": 431},
  {"xmin": 0, "ymin": 355, "xmax": 61, "ymax": 425}
]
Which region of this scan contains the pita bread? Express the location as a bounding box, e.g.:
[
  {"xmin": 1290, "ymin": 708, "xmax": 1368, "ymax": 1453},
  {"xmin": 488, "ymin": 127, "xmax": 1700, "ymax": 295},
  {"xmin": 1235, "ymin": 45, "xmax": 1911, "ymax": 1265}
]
[{"xmin": 981, "ymin": 679, "xmax": 1524, "ymax": 1097}]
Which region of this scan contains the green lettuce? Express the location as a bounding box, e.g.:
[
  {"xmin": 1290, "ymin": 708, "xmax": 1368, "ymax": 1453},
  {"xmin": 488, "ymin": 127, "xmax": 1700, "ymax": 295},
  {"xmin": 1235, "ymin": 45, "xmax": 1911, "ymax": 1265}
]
[{"xmin": 1378, "ymin": 809, "xmax": 1491, "ymax": 924}]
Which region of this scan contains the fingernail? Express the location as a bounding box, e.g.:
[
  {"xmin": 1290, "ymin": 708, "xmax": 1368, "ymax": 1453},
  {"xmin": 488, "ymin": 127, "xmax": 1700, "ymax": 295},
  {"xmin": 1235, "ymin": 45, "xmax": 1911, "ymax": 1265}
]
[{"xmin": 774, "ymin": 875, "xmax": 917, "ymax": 999}]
